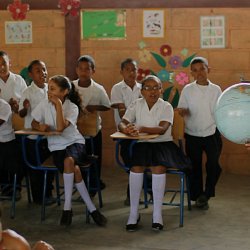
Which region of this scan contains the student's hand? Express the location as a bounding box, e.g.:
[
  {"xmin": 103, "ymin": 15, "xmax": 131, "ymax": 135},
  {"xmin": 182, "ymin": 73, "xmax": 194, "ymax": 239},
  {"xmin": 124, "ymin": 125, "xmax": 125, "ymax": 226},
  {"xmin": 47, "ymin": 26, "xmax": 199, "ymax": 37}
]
[
  {"xmin": 176, "ymin": 108, "xmax": 190, "ymax": 117},
  {"xmin": 9, "ymin": 98, "xmax": 19, "ymax": 113},
  {"xmin": 48, "ymin": 93, "xmax": 62, "ymax": 107},
  {"xmin": 23, "ymin": 99, "xmax": 30, "ymax": 110},
  {"xmin": 82, "ymin": 107, "xmax": 90, "ymax": 116},
  {"xmin": 39, "ymin": 124, "xmax": 50, "ymax": 132},
  {"xmin": 32, "ymin": 240, "xmax": 55, "ymax": 250},
  {"xmin": 85, "ymin": 105, "xmax": 96, "ymax": 113},
  {"xmin": 124, "ymin": 123, "xmax": 139, "ymax": 137}
]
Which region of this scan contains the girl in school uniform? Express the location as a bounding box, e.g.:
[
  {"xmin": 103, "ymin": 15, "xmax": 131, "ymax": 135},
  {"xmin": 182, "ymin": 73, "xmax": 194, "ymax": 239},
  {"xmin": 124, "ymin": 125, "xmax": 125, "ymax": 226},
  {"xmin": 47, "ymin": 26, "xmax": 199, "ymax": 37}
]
[
  {"xmin": 118, "ymin": 75, "xmax": 191, "ymax": 232},
  {"xmin": 31, "ymin": 75, "xmax": 107, "ymax": 227}
]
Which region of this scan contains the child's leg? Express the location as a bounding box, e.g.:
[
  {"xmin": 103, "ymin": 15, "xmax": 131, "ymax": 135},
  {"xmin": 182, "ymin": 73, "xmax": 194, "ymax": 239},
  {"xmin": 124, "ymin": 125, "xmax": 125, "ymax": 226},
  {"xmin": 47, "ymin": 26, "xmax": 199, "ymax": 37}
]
[
  {"xmin": 127, "ymin": 168, "xmax": 144, "ymax": 225},
  {"xmin": 74, "ymin": 166, "xmax": 96, "ymax": 213}
]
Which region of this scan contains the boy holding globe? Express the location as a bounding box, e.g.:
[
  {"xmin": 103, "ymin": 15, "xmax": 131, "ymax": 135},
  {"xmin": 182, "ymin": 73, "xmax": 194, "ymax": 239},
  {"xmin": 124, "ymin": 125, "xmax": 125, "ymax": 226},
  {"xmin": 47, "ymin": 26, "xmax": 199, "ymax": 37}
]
[{"xmin": 177, "ymin": 56, "xmax": 222, "ymax": 210}]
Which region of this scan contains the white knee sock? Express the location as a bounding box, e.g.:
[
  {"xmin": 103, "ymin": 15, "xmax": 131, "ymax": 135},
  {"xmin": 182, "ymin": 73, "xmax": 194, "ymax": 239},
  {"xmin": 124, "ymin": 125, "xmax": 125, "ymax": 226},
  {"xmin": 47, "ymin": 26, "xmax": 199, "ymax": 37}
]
[
  {"xmin": 75, "ymin": 180, "xmax": 96, "ymax": 213},
  {"xmin": 63, "ymin": 173, "xmax": 74, "ymax": 211},
  {"xmin": 127, "ymin": 172, "xmax": 144, "ymax": 225},
  {"xmin": 152, "ymin": 173, "xmax": 166, "ymax": 224}
]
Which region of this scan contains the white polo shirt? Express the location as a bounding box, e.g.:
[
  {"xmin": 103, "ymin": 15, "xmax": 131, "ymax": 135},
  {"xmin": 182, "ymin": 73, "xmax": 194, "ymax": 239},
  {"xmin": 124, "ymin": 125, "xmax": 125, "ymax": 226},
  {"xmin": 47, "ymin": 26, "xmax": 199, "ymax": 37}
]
[
  {"xmin": 73, "ymin": 79, "xmax": 111, "ymax": 131},
  {"xmin": 0, "ymin": 72, "xmax": 27, "ymax": 102},
  {"xmin": 178, "ymin": 80, "xmax": 222, "ymax": 137},
  {"xmin": 111, "ymin": 80, "xmax": 141, "ymax": 126},
  {"xmin": 19, "ymin": 82, "xmax": 48, "ymax": 129},
  {"xmin": 31, "ymin": 99, "xmax": 85, "ymax": 152},
  {"xmin": 0, "ymin": 98, "xmax": 15, "ymax": 142},
  {"xmin": 123, "ymin": 98, "xmax": 173, "ymax": 142}
]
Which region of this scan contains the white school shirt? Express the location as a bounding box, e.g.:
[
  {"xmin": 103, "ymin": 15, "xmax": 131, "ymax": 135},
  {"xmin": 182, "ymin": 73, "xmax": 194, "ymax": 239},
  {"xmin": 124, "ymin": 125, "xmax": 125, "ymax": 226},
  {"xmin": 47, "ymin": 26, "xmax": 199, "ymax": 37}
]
[
  {"xmin": 31, "ymin": 99, "xmax": 85, "ymax": 152},
  {"xmin": 0, "ymin": 99, "xmax": 15, "ymax": 142},
  {"xmin": 178, "ymin": 80, "xmax": 222, "ymax": 137},
  {"xmin": 110, "ymin": 80, "xmax": 141, "ymax": 126},
  {"xmin": 19, "ymin": 82, "xmax": 48, "ymax": 129},
  {"xmin": 0, "ymin": 72, "xmax": 27, "ymax": 102},
  {"xmin": 123, "ymin": 98, "xmax": 173, "ymax": 143},
  {"xmin": 73, "ymin": 79, "xmax": 111, "ymax": 131}
]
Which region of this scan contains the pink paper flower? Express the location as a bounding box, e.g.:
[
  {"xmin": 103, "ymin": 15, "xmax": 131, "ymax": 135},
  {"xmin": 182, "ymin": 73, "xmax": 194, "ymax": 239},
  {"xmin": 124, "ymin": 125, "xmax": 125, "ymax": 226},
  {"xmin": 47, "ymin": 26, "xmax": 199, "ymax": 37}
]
[
  {"xmin": 58, "ymin": 0, "xmax": 80, "ymax": 17},
  {"xmin": 175, "ymin": 72, "xmax": 189, "ymax": 86},
  {"xmin": 7, "ymin": 0, "xmax": 29, "ymax": 21}
]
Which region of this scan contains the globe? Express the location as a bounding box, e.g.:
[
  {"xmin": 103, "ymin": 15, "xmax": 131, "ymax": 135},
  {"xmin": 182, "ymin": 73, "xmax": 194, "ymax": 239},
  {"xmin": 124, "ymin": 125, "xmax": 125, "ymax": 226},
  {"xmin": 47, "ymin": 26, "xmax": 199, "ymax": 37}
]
[{"xmin": 214, "ymin": 82, "xmax": 250, "ymax": 144}]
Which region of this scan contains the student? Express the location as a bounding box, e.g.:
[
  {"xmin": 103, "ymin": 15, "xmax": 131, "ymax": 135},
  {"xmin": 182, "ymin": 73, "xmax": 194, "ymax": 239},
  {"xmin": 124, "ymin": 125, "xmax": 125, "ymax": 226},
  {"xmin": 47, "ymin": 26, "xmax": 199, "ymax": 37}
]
[
  {"xmin": 19, "ymin": 60, "xmax": 53, "ymax": 204},
  {"xmin": 73, "ymin": 55, "xmax": 111, "ymax": 195},
  {"xmin": 0, "ymin": 98, "xmax": 21, "ymax": 199},
  {"xmin": 118, "ymin": 75, "xmax": 191, "ymax": 231},
  {"xmin": 177, "ymin": 56, "xmax": 222, "ymax": 210},
  {"xmin": 31, "ymin": 75, "xmax": 107, "ymax": 227},
  {"xmin": 0, "ymin": 51, "xmax": 27, "ymax": 198}
]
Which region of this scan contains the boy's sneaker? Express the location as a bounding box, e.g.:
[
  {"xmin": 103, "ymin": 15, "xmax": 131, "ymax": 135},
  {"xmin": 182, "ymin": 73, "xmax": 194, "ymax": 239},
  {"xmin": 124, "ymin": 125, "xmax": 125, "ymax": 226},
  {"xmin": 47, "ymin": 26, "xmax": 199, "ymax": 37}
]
[
  {"xmin": 90, "ymin": 210, "xmax": 107, "ymax": 226},
  {"xmin": 196, "ymin": 194, "xmax": 209, "ymax": 209},
  {"xmin": 60, "ymin": 210, "xmax": 73, "ymax": 226}
]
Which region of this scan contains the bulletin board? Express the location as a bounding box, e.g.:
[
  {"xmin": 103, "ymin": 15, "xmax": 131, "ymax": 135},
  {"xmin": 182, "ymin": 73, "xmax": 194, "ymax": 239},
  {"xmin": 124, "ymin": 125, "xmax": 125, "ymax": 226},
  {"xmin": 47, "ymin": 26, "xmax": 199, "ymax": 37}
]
[{"xmin": 81, "ymin": 10, "xmax": 126, "ymax": 39}]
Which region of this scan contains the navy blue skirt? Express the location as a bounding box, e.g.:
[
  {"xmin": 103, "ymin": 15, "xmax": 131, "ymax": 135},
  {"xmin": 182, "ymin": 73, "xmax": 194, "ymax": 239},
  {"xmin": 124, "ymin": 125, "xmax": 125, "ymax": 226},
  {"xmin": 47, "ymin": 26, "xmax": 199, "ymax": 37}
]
[{"xmin": 130, "ymin": 141, "xmax": 192, "ymax": 172}]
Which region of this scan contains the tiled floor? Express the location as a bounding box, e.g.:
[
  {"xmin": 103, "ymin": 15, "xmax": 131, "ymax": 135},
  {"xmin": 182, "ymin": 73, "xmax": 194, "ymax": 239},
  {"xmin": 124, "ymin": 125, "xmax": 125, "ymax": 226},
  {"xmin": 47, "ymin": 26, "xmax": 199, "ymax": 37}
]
[{"xmin": 1, "ymin": 166, "xmax": 250, "ymax": 250}]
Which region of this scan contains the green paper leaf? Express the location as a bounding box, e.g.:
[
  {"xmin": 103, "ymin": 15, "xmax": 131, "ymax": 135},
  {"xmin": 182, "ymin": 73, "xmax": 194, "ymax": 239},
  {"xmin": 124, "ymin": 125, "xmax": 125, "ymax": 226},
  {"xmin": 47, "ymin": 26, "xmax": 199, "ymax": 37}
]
[
  {"xmin": 171, "ymin": 89, "xmax": 180, "ymax": 108},
  {"xmin": 151, "ymin": 52, "xmax": 166, "ymax": 68},
  {"xmin": 182, "ymin": 53, "xmax": 196, "ymax": 68},
  {"xmin": 163, "ymin": 86, "xmax": 173, "ymax": 101},
  {"xmin": 150, "ymin": 70, "xmax": 157, "ymax": 76}
]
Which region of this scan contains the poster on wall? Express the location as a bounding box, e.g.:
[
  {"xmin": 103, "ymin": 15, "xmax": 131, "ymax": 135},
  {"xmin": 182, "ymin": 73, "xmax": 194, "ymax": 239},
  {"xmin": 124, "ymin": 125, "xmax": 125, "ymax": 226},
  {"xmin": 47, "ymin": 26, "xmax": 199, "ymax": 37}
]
[
  {"xmin": 143, "ymin": 10, "xmax": 164, "ymax": 38},
  {"xmin": 81, "ymin": 10, "xmax": 126, "ymax": 39},
  {"xmin": 5, "ymin": 21, "xmax": 32, "ymax": 44},
  {"xmin": 200, "ymin": 16, "xmax": 225, "ymax": 48}
]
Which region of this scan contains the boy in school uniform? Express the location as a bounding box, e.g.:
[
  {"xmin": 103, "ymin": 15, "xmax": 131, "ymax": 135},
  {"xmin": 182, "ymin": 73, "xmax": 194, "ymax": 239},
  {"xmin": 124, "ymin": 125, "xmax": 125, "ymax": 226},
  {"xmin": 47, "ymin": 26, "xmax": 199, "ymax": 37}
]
[
  {"xmin": 177, "ymin": 56, "xmax": 222, "ymax": 210},
  {"xmin": 73, "ymin": 55, "xmax": 111, "ymax": 194},
  {"xmin": 19, "ymin": 60, "xmax": 54, "ymax": 204}
]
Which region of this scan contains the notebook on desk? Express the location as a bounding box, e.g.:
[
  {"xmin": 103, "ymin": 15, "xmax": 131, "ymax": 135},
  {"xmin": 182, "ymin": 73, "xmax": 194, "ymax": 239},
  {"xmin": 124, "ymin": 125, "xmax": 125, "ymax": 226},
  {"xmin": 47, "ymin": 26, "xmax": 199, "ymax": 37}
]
[{"xmin": 77, "ymin": 111, "xmax": 98, "ymax": 137}]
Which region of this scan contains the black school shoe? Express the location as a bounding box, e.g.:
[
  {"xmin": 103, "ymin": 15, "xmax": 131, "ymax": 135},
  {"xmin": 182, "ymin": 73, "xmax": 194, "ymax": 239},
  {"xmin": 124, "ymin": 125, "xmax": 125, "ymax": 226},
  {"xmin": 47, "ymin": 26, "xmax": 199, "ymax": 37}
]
[
  {"xmin": 196, "ymin": 194, "xmax": 209, "ymax": 210},
  {"xmin": 60, "ymin": 210, "xmax": 73, "ymax": 226},
  {"xmin": 126, "ymin": 215, "xmax": 141, "ymax": 232},
  {"xmin": 90, "ymin": 210, "xmax": 107, "ymax": 226},
  {"xmin": 152, "ymin": 223, "xmax": 164, "ymax": 231}
]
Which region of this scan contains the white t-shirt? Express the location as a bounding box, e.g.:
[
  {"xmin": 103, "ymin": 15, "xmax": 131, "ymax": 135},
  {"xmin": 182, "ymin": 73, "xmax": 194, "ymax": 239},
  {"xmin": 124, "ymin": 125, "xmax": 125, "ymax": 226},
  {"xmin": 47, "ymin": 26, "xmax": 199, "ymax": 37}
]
[
  {"xmin": 19, "ymin": 82, "xmax": 48, "ymax": 129},
  {"xmin": 111, "ymin": 80, "xmax": 141, "ymax": 126},
  {"xmin": 0, "ymin": 72, "xmax": 27, "ymax": 102},
  {"xmin": 123, "ymin": 98, "xmax": 173, "ymax": 142},
  {"xmin": 178, "ymin": 80, "xmax": 222, "ymax": 137},
  {"xmin": 0, "ymin": 98, "xmax": 15, "ymax": 142},
  {"xmin": 73, "ymin": 79, "xmax": 111, "ymax": 131},
  {"xmin": 31, "ymin": 99, "xmax": 85, "ymax": 151}
]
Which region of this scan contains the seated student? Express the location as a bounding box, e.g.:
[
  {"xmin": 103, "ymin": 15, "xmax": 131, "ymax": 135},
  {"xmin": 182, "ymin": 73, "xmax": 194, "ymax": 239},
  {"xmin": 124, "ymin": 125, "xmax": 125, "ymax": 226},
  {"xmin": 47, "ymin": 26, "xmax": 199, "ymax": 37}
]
[
  {"xmin": 19, "ymin": 60, "xmax": 53, "ymax": 204},
  {"xmin": 31, "ymin": 75, "xmax": 107, "ymax": 226},
  {"xmin": 0, "ymin": 209, "xmax": 54, "ymax": 250},
  {"xmin": 0, "ymin": 98, "xmax": 22, "ymax": 199},
  {"xmin": 118, "ymin": 75, "xmax": 191, "ymax": 232}
]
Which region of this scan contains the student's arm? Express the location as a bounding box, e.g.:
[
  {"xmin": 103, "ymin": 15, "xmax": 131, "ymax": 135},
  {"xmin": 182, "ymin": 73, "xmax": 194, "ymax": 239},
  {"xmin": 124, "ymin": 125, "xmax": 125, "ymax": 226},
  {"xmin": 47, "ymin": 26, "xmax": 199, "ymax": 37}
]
[
  {"xmin": 19, "ymin": 99, "xmax": 30, "ymax": 118},
  {"xmin": 111, "ymin": 103, "xmax": 126, "ymax": 119},
  {"xmin": 138, "ymin": 120, "xmax": 171, "ymax": 135},
  {"xmin": 9, "ymin": 98, "xmax": 19, "ymax": 113},
  {"xmin": 118, "ymin": 119, "xmax": 139, "ymax": 137},
  {"xmin": 31, "ymin": 119, "xmax": 50, "ymax": 132}
]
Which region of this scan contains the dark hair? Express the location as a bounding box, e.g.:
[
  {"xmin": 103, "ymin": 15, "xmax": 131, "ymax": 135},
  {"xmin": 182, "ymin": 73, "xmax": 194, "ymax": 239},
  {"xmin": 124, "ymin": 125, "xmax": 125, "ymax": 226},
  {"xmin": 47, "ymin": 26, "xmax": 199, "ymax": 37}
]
[
  {"xmin": 141, "ymin": 75, "xmax": 162, "ymax": 88},
  {"xmin": 120, "ymin": 58, "xmax": 137, "ymax": 70},
  {"xmin": 27, "ymin": 60, "xmax": 46, "ymax": 73},
  {"xmin": 0, "ymin": 51, "xmax": 8, "ymax": 58},
  {"xmin": 190, "ymin": 56, "xmax": 208, "ymax": 67},
  {"xmin": 50, "ymin": 75, "xmax": 82, "ymax": 113},
  {"xmin": 77, "ymin": 55, "xmax": 95, "ymax": 70}
]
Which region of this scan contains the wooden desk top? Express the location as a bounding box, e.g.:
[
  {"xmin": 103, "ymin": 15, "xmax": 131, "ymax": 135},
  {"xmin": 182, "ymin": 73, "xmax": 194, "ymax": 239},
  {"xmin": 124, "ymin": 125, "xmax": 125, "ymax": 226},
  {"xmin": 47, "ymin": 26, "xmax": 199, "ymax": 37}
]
[
  {"xmin": 110, "ymin": 131, "xmax": 159, "ymax": 140},
  {"xmin": 15, "ymin": 129, "xmax": 61, "ymax": 136}
]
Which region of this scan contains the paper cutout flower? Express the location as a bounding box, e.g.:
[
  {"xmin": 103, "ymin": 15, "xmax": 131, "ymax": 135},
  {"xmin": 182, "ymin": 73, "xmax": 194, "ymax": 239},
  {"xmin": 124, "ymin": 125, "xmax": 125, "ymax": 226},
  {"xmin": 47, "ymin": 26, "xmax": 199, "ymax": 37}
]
[
  {"xmin": 169, "ymin": 55, "xmax": 182, "ymax": 69},
  {"xmin": 137, "ymin": 68, "xmax": 151, "ymax": 81},
  {"xmin": 7, "ymin": 0, "xmax": 29, "ymax": 20},
  {"xmin": 160, "ymin": 44, "xmax": 172, "ymax": 56},
  {"xmin": 175, "ymin": 72, "xmax": 189, "ymax": 86},
  {"xmin": 138, "ymin": 49, "xmax": 152, "ymax": 63},
  {"xmin": 157, "ymin": 69, "xmax": 170, "ymax": 82},
  {"xmin": 58, "ymin": 0, "xmax": 80, "ymax": 17}
]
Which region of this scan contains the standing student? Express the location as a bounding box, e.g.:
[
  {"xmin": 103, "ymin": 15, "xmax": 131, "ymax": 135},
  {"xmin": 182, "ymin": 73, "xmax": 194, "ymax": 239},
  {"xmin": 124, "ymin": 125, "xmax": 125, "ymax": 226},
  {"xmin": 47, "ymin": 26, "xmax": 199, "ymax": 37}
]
[
  {"xmin": 119, "ymin": 75, "xmax": 191, "ymax": 231},
  {"xmin": 177, "ymin": 56, "xmax": 222, "ymax": 210},
  {"xmin": 73, "ymin": 55, "xmax": 111, "ymax": 195},
  {"xmin": 19, "ymin": 60, "xmax": 53, "ymax": 204},
  {"xmin": 31, "ymin": 75, "xmax": 107, "ymax": 226}
]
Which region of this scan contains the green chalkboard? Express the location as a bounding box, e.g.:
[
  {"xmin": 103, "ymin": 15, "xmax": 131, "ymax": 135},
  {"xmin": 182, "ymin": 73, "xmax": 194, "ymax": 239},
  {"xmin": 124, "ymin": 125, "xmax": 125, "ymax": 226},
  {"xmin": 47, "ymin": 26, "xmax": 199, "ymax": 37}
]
[{"xmin": 81, "ymin": 10, "xmax": 126, "ymax": 39}]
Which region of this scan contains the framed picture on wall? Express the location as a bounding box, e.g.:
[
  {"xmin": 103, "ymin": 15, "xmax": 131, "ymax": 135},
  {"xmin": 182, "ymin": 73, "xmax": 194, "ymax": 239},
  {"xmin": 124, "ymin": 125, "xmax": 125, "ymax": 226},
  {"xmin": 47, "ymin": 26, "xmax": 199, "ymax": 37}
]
[
  {"xmin": 200, "ymin": 16, "xmax": 225, "ymax": 48},
  {"xmin": 5, "ymin": 21, "xmax": 32, "ymax": 44},
  {"xmin": 143, "ymin": 10, "xmax": 164, "ymax": 38}
]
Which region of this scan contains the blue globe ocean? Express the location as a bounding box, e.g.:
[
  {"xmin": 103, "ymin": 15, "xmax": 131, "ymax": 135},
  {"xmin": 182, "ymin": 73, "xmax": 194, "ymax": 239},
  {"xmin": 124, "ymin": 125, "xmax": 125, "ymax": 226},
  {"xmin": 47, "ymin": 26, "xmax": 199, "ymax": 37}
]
[{"xmin": 214, "ymin": 82, "xmax": 250, "ymax": 144}]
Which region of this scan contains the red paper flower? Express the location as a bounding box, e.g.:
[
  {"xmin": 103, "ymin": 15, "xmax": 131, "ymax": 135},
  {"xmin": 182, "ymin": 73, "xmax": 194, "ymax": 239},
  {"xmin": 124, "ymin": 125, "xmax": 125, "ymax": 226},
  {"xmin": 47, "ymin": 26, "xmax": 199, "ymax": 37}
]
[
  {"xmin": 7, "ymin": 0, "xmax": 29, "ymax": 21},
  {"xmin": 160, "ymin": 44, "xmax": 172, "ymax": 56},
  {"xmin": 58, "ymin": 0, "xmax": 80, "ymax": 17},
  {"xmin": 137, "ymin": 68, "xmax": 151, "ymax": 81}
]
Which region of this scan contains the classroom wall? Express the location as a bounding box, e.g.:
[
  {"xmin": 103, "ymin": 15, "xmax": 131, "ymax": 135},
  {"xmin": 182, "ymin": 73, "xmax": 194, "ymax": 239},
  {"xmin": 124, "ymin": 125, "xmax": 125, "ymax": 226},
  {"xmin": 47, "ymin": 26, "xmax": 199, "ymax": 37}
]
[{"xmin": 0, "ymin": 8, "xmax": 249, "ymax": 175}]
